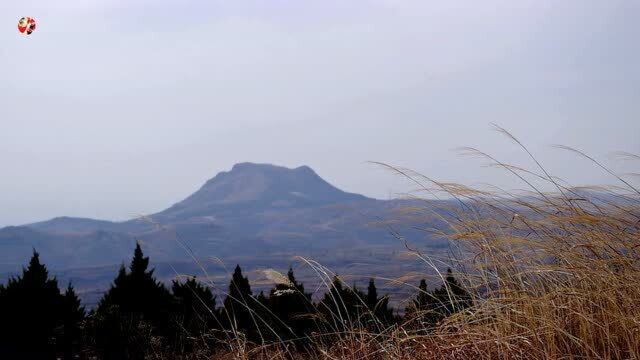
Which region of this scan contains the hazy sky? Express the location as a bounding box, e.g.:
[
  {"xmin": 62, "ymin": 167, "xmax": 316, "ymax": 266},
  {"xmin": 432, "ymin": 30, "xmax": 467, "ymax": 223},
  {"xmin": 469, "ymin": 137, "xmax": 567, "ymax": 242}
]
[{"xmin": 1, "ymin": 0, "xmax": 638, "ymax": 226}]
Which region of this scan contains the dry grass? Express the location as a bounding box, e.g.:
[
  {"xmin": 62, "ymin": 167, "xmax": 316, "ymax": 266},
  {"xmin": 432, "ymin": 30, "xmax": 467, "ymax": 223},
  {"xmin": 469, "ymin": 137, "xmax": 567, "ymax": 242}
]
[{"xmin": 203, "ymin": 128, "xmax": 640, "ymax": 360}]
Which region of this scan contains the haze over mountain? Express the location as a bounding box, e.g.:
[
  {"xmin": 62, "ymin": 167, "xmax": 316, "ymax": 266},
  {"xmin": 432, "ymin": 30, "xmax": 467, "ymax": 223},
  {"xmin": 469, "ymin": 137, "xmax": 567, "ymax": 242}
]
[{"xmin": 0, "ymin": 163, "xmax": 447, "ymax": 272}]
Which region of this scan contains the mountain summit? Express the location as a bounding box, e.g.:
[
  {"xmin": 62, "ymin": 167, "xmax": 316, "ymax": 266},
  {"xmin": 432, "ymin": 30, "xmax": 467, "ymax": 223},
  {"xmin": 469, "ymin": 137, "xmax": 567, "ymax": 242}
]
[{"xmin": 158, "ymin": 163, "xmax": 368, "ymax": 220}]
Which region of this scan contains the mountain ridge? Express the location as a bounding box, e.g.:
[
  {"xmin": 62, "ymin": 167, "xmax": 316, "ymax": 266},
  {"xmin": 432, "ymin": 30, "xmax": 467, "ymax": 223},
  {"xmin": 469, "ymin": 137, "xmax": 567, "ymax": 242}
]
[{"xmin": 0, "ymin": 163, "xmax": 446, "ymax": 270}]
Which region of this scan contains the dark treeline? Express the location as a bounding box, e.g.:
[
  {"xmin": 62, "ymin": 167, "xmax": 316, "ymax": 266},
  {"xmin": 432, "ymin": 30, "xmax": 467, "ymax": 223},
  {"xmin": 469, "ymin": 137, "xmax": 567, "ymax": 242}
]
[{"xmin": 0, "ymin": 245, "xmax": 471, "ymax": 359}]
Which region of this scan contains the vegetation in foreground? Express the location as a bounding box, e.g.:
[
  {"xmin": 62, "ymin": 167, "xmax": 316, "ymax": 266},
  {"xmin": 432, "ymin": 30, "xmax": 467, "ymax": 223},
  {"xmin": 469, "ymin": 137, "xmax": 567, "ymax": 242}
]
[
  {"xmin": 0, "ymin": 244, "xmax": 470, "ymax": 359},
  {"xmin": 1, "ymin": 132, "xmax": 638, "ymax": 359}
]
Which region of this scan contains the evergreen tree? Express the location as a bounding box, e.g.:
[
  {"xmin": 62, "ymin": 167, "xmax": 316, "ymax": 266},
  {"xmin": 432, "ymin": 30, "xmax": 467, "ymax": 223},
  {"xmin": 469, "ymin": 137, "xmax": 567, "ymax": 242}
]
[
  {"xmin": 318, "ymin": 276, "xmax": 346, "ymax": 326},
  {"xmin": 318, "ymin": 276, "xmax": 366, "ymax": 329},
  {"xmin": 426, "ymin": 269, "xmax": 473, "ymax": 325},
  {"xmin": 93, "ymin": 243, "xmax": 175, "ymax": 360},
  {"xmin": 256, "ymin": 290, "xmax": 268, "ymax": 305},
  {"xmin": 284, "ymin": 267, "xmax": 315, "ymax": 335},
  {"xmin": 0, "ymin": 250, "xmax": 66, "ymax": 359},
  {"xmin": 416, "ymin": 279, "xmax": 429, "ymax": 309},
  {"xmin": 264, "ymin": 267, "xmax": 315, "ymax": 344},
  {"xmin": 60, "ymin": 283, "xmax": 86, "ymax": 360},
  {"xmin": 171, "ymin": 277, "xmax": 219, "ymax": 352},
  {"xmin": 365, "ymin": 279, "xmax": 394, "ymax": 326},
  {"xmin": 222, "ymin": 265, "xmax": 256, "ymax": 341},
  {"xmin": 404, "ymin": 270, "xmax": 472, "ymax": 327},
  {"xmin": 366, "ymin": 278, "xmax": 378, "ymax": 310},
  {"xmin": 449, "ymin": 269, "xmax": 471, "ymax": 306},
  {"xmin": 348, "ymin": 283, "xmax": 366, "ymax": 321},
  {"xmin": 405, "ymin": 279, "xmax": 438, "ymax": 330},
  {"xmin": 406, "ymin": 279, "xmax": 429, "ymax": 314}
]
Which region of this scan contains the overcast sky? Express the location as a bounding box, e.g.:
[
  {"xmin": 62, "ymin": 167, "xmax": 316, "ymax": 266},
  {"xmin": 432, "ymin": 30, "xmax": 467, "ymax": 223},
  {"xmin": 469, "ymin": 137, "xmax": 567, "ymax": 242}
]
[{"xmin": 0, "ymin": 0, "xmax": 638, "ymax": 226}]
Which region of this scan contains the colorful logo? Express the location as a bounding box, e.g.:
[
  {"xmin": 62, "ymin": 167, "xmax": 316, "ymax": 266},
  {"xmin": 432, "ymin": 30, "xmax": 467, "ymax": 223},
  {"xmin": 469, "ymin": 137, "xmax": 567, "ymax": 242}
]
[{"xmin": 18, "ymin": 17, "xmax": 36, "ymax": 35}]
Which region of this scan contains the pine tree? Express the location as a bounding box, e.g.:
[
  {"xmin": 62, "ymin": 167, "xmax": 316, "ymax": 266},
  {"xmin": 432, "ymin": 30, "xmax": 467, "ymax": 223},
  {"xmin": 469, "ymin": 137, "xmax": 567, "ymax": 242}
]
[
  {"xmin": 287, "ymin": 267, "xmax": 308, "ymax": 296},
  {"xmin": 60, "ymin": 283, "xmax": 86, "ymax": 360},
  {"xmin": 406, "ymin": 279, "xmax": 429, "ymax": 313},
  {"xmin": 318, "ymin": 276, "xmax": 365, "ymax": 329},
  {"xmin": 0, "ymin": 250, "xmax": 65, "ymax": 359},
  {"xmin": 429, "ymin": 269, "xmax": 472, "ymax": 323},
  {"xmin": 264, "ymin": 267, "xmax": 315, "ymax": 344},
  {"xmin": 365, "ymin": 279, "xmax": 394, "ymax": 326},
  {"xmin": 404, "ymin": 270, "xmax": 471, "ymax": 329},
  {"xmin": 222, "ymin": 265, "xmax": 256, "ymax": 340},
  {"xmin": 256, "ymin": 290, "xmax": 268, "ymax": 305},
  {"xmin": 348, "ymin": 283, "xmax": 366, "ymax": 320},
  {"xmin": 441, "ymin": 268, "xmax": 472, "ymax": 313},
  {"xmin": 318, "ymin": 276, "xmax": 346, "ymax": 326},
  {"xmin": 171, "ymin": 277, "xmax": 219, "ymax": 352},
  {"xmin": 98, "ymin": 243, "xmax": 173, "ymax": 318},
  {"xmin": 93, "ymin": 243, "xmax": 175, "ymax": 359},
  {"xmin": 404, "ymin": 278, "xmax": 438, "ymax": 330},
  {"xmin": 366, "ymin": 278, "xmax": 378, "ymax": 310}
]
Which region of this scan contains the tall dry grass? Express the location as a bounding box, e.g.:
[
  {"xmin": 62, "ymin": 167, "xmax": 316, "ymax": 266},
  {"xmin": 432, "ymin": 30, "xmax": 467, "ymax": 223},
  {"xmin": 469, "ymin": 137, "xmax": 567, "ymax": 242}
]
[
  {"xmin": 376, "ymin": 128, "xmax": 639, "ymax": 359},
  {"xmin": 208, "ymin": 127, "xmax": 640, "ymax": 359}
]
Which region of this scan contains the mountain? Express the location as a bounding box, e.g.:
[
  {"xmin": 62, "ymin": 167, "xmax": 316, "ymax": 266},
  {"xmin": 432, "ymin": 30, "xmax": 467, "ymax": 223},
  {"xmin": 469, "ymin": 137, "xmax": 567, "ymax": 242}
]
[
  {"xmin": 28, "ymin": 217, "xmax": 123, "ymax": 234},
  {"xmin": 0, "ymin": 226, "xmax": 134, "ymax": 271},
  {"xmin": 0, "ymin": 163, "xmax": 448, "ymax": 272},
  {"xmin": 160, "ymin": 163, "xmax": 368, "ymax": 218}
]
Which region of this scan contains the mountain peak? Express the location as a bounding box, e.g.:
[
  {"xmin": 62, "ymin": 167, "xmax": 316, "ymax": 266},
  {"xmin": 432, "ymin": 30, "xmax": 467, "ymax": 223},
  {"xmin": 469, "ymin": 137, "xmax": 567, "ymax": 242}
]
[
  {"xmin": 158, "ymin": 163, "xmax": 368, "ymax": 219},
  {"xmin": 229, "ymin": 162, "xmax": 316, "ymax": 175},
  {"xmin": 231, "ymin": 162, "xmax": 275, "ymax": 171}
]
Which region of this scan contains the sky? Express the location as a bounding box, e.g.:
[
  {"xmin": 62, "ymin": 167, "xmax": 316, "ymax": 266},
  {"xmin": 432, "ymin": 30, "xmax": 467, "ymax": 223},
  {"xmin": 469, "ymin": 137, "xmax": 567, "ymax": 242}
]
[{"xmin": 0, "ymin": 0, "xmax": 639, "ymax": 226}]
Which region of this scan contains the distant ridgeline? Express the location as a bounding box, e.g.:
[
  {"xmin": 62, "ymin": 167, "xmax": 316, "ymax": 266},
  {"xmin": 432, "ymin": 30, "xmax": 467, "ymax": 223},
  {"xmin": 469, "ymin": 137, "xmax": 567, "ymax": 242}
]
[
  {"xmin": 0, "ymin": 163, "xmax": 452, "ymax": 297},
  {"xmin": 0, "ymin": 244, "xmax": 471, "ymax": 359}
]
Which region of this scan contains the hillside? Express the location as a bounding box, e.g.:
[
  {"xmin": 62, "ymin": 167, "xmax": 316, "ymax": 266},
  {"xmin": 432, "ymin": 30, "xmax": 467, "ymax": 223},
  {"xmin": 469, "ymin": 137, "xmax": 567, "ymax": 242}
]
[{"xmin": 0, "ymin": 163, "xmax": 448, "ymax": 271}]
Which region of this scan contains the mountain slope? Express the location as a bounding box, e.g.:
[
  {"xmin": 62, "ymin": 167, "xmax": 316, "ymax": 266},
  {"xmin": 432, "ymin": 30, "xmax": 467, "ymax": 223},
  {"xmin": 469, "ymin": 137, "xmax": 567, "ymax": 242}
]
[
  {"xmin": 0, "ymin": 226, "xmax": 134, "ymax": 270},
  {"xmin": 28, "ymin": 217, "xmax": 122, "ymax": 234},
  {"xmin": 0, "ymin": 163, "xmax": 446, "ymax": 270},
  {"xmin": 156, "ymin": 163, "xmax": 368, "ymax": 221}
]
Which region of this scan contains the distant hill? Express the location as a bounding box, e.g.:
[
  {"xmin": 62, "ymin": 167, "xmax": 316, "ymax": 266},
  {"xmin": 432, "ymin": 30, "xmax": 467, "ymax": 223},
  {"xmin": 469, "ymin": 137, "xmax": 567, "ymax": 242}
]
[
  {"xmin": 28, "ymin": 217, "xmax": 124, "ymax": 234},
  {"xmin": 0, "ymin": 163, "xmax": 450, "ymax": 271}
]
